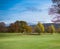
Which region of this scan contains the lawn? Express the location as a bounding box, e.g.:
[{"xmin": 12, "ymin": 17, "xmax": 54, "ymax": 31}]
[{"xmin": 0, "ymin": 33, "xmax": 60, "ymax": 49}]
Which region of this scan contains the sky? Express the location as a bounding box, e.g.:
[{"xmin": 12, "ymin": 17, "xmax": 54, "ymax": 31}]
[{"xmin": 0, "ymin": 0, "xmax": 52, "ymax": 24}]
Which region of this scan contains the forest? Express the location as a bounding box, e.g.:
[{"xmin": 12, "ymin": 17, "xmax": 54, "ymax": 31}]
[{"xmin": 0, "ymin": 21, "xmax": 60, "ymax": 34}]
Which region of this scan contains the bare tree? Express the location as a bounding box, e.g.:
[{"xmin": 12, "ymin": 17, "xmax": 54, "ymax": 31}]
[{"xmin": 49, "ymin": 0, "xmax": 60, "ymax": 23}]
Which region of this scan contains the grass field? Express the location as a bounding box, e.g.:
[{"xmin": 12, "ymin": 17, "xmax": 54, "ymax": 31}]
[{"xmin": 0, "ymin": 33, "xmax": 60, "ymax": 49}]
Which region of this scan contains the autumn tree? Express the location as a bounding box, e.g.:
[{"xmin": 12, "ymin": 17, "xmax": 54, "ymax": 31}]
[
  {"xmin": 8, "ymin": 20, "xmax": 32, "ymax": 33},
  {"xmin": 0, "ymin": 22, "xmax": 6, "ymax": 33},
  {"xmin": 56, "ymin": 28, "xmax": 60, "ymax": 33},
  {"xmin": 18, "ymin": 21, "xmax": 28, "ymax": 33},
  {"xmin": 34, "ymin": 22, "xmax": 45, "ymax": 34},
  {"xmin": 47, "ymin": 25, "xmax": 55, "ymax": 33},
  {"xmin": 24, "ymin": 25, "xmax": 32, "ymax": 33},
  {"xmin": 9, "ymin": 21, "xmax": 30, "ymax": 33},
  {"xmin": 34, "ymin": 25, "xmax": 40, "ymax": 34},
  {"xmin": 8, "ymin": 21, "xmax": 20, "ymax": 32}
]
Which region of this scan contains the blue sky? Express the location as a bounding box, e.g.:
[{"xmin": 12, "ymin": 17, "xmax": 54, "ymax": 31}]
[{"xmin": 0, "ymin": 0, "xmax": 52, "ymax": 24}]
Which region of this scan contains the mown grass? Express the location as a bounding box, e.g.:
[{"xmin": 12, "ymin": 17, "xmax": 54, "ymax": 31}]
[{"xmin": 0, "ymin": 33, "xmax": 60, "ymax": 49}]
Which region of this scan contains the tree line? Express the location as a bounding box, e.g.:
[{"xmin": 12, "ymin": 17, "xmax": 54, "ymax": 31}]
[{"xmin": 0, "ymin": 20, "xmax": 60, "ymax": 34}]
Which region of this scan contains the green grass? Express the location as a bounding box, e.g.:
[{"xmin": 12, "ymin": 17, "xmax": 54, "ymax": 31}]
[{"xmin": 0, "ymin": 33, "xmax": 60, "ymax": 49}]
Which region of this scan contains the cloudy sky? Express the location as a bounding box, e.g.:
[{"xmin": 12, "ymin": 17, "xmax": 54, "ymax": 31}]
[{"xmin": 0, "ymin": 0, "xmax": 52, "ymax": 24}]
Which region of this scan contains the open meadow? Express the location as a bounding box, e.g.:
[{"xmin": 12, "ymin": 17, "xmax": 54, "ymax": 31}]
[{"xmin": 0, "ymin": 33, "xmax": 60, "ymax": 49}]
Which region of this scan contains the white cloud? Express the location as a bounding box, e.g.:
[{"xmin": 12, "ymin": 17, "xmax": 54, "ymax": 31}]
[{"xmin": 0, "ymin": 0, "xmax": 52, "ymax": 24}]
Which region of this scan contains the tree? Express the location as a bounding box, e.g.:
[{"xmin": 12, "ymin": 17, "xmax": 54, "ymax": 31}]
[
  {"xmin": 34, "ymin": 22, "xmax": 45, "ymax": 34},
  {"xmin": 8, "ymin": 21, "xmax": 21, "ymax": 33},
  {"xmin": 9, "ymin": 21, "xmax": 28, "ymax": 33},
  {"xmin": 47, "ymin": 25, "xmax": 55, "ymax": 33},
  {"xmin": 18, "ymin": 21, "xmax": 28, "ymax": 33},
  {"xmin": 56, "ymin": 28, "xmax": 60, "ymax": 33},
  {"xmin": 49, "ymin": 0, "xmax": 60, "ymax": 14},
  {"xmin": 24, "ymin": 26, "xmax": 32, "ymax": 33},
  {"xmin": 0, "ymin": 22, "xmax": 6, "ymax": 32},
  {"xmin": 49, "ymin": 0, "xmax": 60, "ymax": 23}
]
